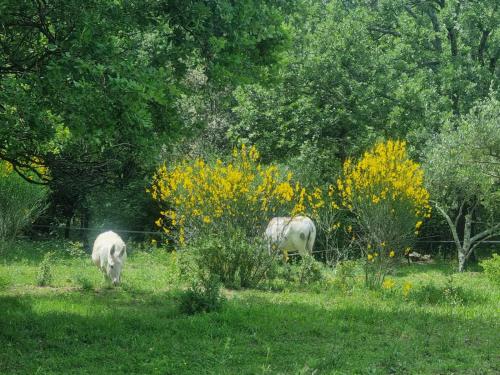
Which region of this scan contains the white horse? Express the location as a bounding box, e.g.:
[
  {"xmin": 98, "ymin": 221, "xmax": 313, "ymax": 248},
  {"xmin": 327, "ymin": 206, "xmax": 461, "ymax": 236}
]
[
  {"xmin": 92, "ymin": 231, "xmax": 127, "ymax": 286},
  {"xmin": 264, "ymin": 216, "xmax": 316, "ymax": 256}
]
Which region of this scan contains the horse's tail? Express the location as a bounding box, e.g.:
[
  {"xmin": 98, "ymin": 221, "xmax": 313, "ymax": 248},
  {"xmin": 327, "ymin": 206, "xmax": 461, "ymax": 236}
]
[{"xmin": 305, "ymin": 223, "xmax": 315, "ymax": 254}]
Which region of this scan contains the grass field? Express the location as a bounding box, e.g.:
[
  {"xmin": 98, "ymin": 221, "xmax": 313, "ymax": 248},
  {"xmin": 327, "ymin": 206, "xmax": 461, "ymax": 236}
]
[{"xmin": 1, "ymin": 240, "xmax": 499, "ymax": 374}]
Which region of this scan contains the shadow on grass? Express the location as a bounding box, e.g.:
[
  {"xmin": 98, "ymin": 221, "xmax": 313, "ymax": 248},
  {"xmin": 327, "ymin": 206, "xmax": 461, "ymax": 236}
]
[
  {"xmin": 0, "ymin": 240, "xmax": 82, "ymax": 265},
  {"xmin": 1, "ymin": 287, "xmax": 498, "ymax": 375}
]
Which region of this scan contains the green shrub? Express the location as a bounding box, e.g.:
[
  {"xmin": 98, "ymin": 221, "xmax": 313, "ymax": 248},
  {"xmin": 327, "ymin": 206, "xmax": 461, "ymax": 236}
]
[
  {"xmin": 0, "ymin": 169, "xmax": 47, "ymax": 244},
  {"xmin": 177, "ymin": 248, "xmax": 199, "ymax": 282},
  {"xmin": 480, "ymin": 254, "xmax": 500, "ymax": 285},
  {"xmin": 184, "ymin": 227, "xmax": 278, "ymax": 289},
  {"xmin": 333, "ymin": 260, "xmax": 359, "ymax": 293},
  {"xmin": 37, "ymin": 251, "xmax": 55, "ymax": 286},
  {"xmin": 298, "ymin": 255, "xmax": 325, "ymax": 285},
  {"xmin": 74, "ymin": 275, "xmax": 93, "ymax": 291},
  {"xmin": 275, "ymin": 256, "xmax": 326, "ymax": 286},
  {"xmin": 66, "ymin": 241, "xmax": 86, "ymax": 258},
  {"xmin": 411, "ymin": 277, "xmax": 469, "ymax": 306},
  {"xmin": 179, "ymin": 275, "xmax": 225, "ymax": 315}
]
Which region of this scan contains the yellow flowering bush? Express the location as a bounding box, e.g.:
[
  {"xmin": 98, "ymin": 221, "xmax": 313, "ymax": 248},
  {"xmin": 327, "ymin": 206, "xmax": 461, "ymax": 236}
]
[
  {"xmin": 149, "ymin": 145, "xmax": 324, "ymax": 244},
  {"xmin": 149, "ymin": 145, "xmax": 332, "ymax": 288},
  {"xmin": 337, "ymin": 140, "xmax": 431, "ymax": 288}
]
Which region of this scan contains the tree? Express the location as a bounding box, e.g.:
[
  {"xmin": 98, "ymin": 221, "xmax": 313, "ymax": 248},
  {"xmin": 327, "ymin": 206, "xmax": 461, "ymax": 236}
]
[
  {"xmin": 424, "ymin": 96, "xmax": 500, "ymax": 272},
  {"xmin": 229, "ymin": 0, "xmax": 500, "ymax": 184},
  {"xmin": 0, "ymin": 0, "xmax": 290, "ymax": 233}
]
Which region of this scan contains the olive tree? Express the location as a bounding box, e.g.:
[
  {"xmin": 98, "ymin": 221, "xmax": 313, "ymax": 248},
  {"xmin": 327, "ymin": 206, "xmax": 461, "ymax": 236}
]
[{"xmin": 424, "ymin": 96, "xmax": 500, "ymax": 272}]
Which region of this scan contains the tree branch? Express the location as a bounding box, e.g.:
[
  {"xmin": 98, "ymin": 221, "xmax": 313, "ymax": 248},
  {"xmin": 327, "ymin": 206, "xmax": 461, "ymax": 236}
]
[
  {"xmin": 454, "ymin": 200, "xmax": 465, "ymax": 228},
  {"xmin": 432, "ymin": 200, "xmax": 462, "ymax": 249},
  {"xmin": 470, "ymin": 222, "xmax": 500, "ymax": 244}
]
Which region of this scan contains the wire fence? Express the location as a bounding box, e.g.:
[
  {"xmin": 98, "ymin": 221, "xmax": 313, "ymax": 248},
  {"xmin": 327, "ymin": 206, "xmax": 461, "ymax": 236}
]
[
  {"xmin": 31, "ymin": 224, "xmax": 500, "ymax": 240},
  {"xmin": 29, "ymin": 224, "xmax": 499, "ymax": 258},
  {"xmin": 30, "ymin": 224, "xmax": 176, "ymax": 240}
]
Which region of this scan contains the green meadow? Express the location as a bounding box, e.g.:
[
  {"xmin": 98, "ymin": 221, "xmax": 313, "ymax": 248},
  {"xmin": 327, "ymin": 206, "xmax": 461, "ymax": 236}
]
[{"xmin": 1, "ymin": 241, "xmax": 498, "ymax": 375}]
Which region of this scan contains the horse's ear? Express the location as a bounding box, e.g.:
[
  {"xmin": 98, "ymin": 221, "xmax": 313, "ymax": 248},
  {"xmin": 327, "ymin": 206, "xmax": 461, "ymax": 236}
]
[
  {"xmin": 110, "ymin": 244, "xmax": 115, "ymax": 256},
  {"xmin": 119, "ymin": 246, "xmax": 126, "ymax": 257}
]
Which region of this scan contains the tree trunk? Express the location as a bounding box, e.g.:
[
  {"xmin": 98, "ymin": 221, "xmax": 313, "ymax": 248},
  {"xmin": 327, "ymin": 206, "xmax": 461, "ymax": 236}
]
[
  {"xmin": 457, "ymin": 212, "xmax": 473, "ymax": 272},
  {"xmin": 458, "ymin": 250, "xmax": 467, "ymax": 272}
]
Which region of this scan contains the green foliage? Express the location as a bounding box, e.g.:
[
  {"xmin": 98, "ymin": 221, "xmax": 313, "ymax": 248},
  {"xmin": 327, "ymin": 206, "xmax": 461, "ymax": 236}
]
[
  {"xmin": 74, "ymin": 276, "xmax": 93, "ymax": 291},
  {"xmin": 425, "ymin": 96, "xmax": 500, "ymax": 210},
  {"xmin": 298, "ymin": 255, "xmax": 325, "ymax": 285},
  {"xmin": 276, "ymin": 256, "xmax": 327, "ymax": 287},
  {"xmin": 408, "ymin": 276, "xmax": 480, "ymax": 307},
  {"xmin": 333, "ymin": 260, "xmax": 359, "ymax": 293},
  {"xmin": 424, "ymin": 96, "xmax": 500, "ymax": 271},
  {"xmin": 0, "ymin": 170, "xmax": 47, "ymax": 242},
  {"xmin": 230, "ymin": 0, "xmax": 499, "ymax": 175},
  {"xmin": 65, "ymin": 241, "xmax": 86, "ymax": 258},
  {"xmin": 179, "ymin": 274, "xmax": 226, "ymax": 315},
  {"xmin": 36, "ymin": 251, "xmax": 55, "ymax": 287},
  {"xmin": 1, "ymin": 0, "xmax": 291, "ymax": 232},
  {"xmin": 184, "ymin": 228, "xmax": 278, "ymax": 289},
  {"xmin": 480, "ymin": 254, "xmax": 500, "ymax": 285}
]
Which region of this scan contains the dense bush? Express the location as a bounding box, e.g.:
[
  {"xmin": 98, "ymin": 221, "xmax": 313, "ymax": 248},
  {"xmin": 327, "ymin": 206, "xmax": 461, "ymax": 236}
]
[
  {"xmin": 183, "ymin": 228, "xmax": 279, "ymax": 289},
  {"xmin": 480, "ymin": 254, "xmax": 500, "ymax": 285},
  {"xmin": 277, "ymin": 255, "xmax": 328, "ymax": 287},
  {"xmin": 0, "ymin": 162, "xmax": 48, "ymax": 245},
  {"xmin": 150, "ymin": 145, "xmax": 297, "ymax": 243},
  {"xmin": 297, "ymin": 255, "xmax": 325, "ymax": 285}
]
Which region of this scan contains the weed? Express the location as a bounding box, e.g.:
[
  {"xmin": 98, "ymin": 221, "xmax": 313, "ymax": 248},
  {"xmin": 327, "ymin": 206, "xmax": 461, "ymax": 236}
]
[
  {"xmin": 333, "ymin": 260, "xmax": 359, "ymax": 293},
  {"xmin": 36, "ymin": 251, "xmax": 55, "ymax": 286},
  {"xmin": 298, "ymin": 255, "xmax": 324, "ymax": 284},
  {"xmin": 179, "ymin": 274, "xmax": 226, "ymax": 315},
  {"xmin": 74, "ymin": 275, "xmax": 93, "ymax": 291}
]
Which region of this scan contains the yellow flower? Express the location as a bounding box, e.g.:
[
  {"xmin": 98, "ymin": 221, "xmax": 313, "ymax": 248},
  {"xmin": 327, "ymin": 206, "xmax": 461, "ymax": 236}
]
[
  {"xmin": 367, "ymin": 254, "xmax": 374, "ymax": 261},
  {"xmin": 389, "ymin": 250, "xmax": 395, "ymax": 258},
  {"xmin": 415, "ymin": 221, "xmax": 423, "ymax": 230},
  {"xmin": 402, "ymin": 281, "xmax": 412, "ymax": 298},
  {"xmin": 382, "ymin": 278, "xmax": 396, "ymax": 289},
  {"xmin": 404, "ymin": 247, "xmax": 411, "ymax": 255}
]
